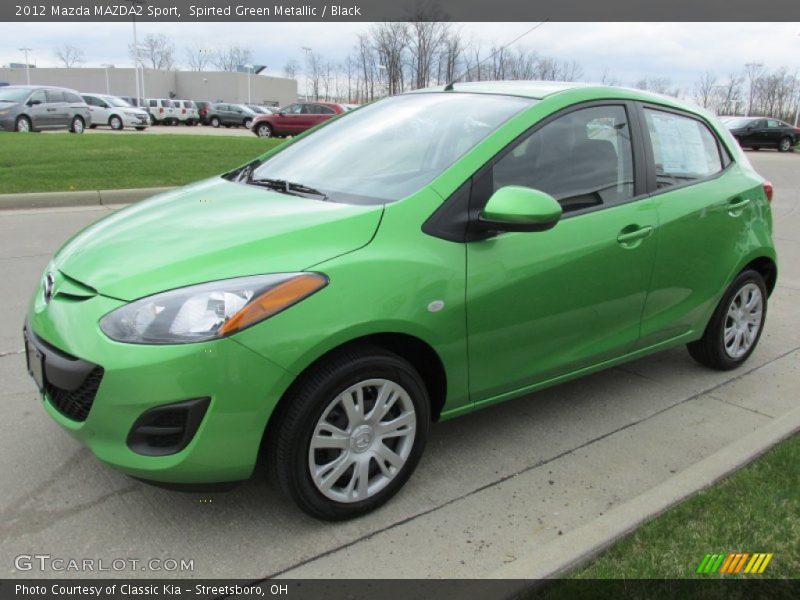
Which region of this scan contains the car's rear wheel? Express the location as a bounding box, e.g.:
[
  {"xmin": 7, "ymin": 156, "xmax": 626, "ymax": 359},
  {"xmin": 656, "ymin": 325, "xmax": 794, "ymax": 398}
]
[
  {"xmin": 210, "ymin": 116, "xmax": 220, "ymax": 127},
  {"xmin": 778, "ymin": 137, "xmax": 793, "ymax": 152},
  {"xmin": 256, "ymin": 123, "xmax": 273, "ymax": 137},
  {"xmin": 15, "ymin": 115, "xmax": 31, "ymax": 132},
  {"xmin": 687, "ymin": 269, "xmax": 767, "ymax": 370},
  {"xmin": 109, "ymin": 115, "xmax": 123, "ymax": 130},
  {"xmin": 267, "ymin": 346, "xmax": 430, "ymax": 520},
  {"xmin": 69, "ymin": 116, "xmax": 85, "ymax": 134},
  {"xmin": 244, "ymin": 118, "xmax": 253, "ymax": 129}
]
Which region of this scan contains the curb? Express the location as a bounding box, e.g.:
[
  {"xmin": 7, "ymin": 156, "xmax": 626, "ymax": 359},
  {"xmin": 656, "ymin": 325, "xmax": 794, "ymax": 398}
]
[
  {"xmin": 0, "ymin": 186, "xmax": 176, "ymax": 210},
  {"xmin": 486, "ymin": 404, "xmax": 800, "ymax": 585}
]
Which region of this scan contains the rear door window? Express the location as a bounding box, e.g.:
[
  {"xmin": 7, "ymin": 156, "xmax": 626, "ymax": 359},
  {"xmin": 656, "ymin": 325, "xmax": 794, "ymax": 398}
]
[
  {"xmin": 643, "ymin": 108, "xmax": 724, "ymax": 189},
  {"xmin": 45, "ymin": 90, "xmax": 66, "ymax": 103}
]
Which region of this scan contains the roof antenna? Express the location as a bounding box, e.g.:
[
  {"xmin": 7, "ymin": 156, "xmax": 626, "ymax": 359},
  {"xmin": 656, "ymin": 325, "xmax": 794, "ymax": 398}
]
[{"xmin": 444, "ymin": 19, "xmax": 549, "ymax": 91}]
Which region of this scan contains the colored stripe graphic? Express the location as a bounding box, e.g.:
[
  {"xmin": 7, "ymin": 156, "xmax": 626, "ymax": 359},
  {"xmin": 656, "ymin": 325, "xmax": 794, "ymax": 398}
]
[{"xmin": 697, "ymin": 552, "xmax": 774, "ymax": 574}]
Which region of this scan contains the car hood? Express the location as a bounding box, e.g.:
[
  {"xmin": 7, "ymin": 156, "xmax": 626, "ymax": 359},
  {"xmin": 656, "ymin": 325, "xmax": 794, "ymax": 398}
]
[{"xmin": 54, "ymin": 177, "xmax": 383, "ymax": 301}]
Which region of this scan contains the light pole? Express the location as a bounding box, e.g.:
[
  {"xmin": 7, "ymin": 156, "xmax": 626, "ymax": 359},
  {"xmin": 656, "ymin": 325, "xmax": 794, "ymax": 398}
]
[
  {"xmin": 301, "ymin": 46, "xmax": 312, "ymax": 100},
  {"xmin": 18, "ymin": 47, "xmax": 32, "ymax": 84},
  {"xmin": 124, "ymin": 0, "xmax": 143, "ymax": 102},
  {"xmin": 378, "ymin": 64, "xmax": 387, "ymax": 98},
  {"xmin": 244, "ymin": 64, "xmax": 253, "ymax": 104},
  {"xmin": 101, "ymin": 64, "xmax": 114, "ymax": 94}
]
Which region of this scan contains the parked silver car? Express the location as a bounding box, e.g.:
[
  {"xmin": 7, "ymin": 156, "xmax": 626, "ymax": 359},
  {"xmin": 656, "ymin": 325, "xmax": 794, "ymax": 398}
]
[
  {"xmin": 0, "ymin": 85, "xmax": 91, "ymax": 133},
  {"xmin": 81, "ymin": 93, "xmax": 149, "ymax": 131}
]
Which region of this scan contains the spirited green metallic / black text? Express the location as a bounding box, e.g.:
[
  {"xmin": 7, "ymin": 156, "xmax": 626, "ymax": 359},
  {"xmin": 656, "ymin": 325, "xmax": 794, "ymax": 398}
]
[{"xmin": 25, "ymin": 82, "xmax": 776, "ymax": 519}]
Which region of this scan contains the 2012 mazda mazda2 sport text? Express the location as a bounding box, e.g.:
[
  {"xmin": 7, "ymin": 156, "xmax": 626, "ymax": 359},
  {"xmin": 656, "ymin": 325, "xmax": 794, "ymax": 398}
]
[{"xmin": 24, "ymin": 82, "xmax": 777, "ymax": 520}]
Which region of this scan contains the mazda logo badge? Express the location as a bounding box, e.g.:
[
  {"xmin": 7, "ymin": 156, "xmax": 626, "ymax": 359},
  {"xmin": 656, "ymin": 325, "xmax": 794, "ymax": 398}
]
[{"xmin": 43, "ymin": 272, "xmax": 55, "ymax": 304}]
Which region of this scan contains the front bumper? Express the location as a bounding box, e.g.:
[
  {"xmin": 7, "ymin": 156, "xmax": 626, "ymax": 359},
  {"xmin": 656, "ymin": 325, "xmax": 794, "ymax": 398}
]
[
  {"xmin": 124, "ymin": 114, "xmax": 149, "ymax": 127},
  {"xmin": 26, "ymin": 280, "xmax": 294, "ymax": 483}
]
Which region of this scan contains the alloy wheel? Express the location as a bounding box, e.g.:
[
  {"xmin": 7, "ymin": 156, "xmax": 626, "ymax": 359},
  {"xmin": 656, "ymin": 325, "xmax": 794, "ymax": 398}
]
[
  {"xmin": 723, "ymin": 282, "xmax": 763, "ymax": 358},
  {"xmin": 308, "ymin": 379, "xmax": 416, "ymax": 503},
  {"xmin": 16, "ymin": 117, "xmax": 30, "ymax": 132}
]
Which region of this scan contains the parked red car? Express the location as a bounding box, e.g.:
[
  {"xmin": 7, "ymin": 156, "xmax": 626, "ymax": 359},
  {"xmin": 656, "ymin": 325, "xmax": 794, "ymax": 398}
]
[{"xmin": 251, "ymin": 101, "xmax": 346, "ymax": 137}]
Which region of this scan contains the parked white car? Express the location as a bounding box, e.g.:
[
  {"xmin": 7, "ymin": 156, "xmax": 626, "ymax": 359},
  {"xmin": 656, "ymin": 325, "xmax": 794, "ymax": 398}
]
[
  {"xmin": 145, "ymin": 98, "xmax": 179, "ymax": 125},
  {"xmin": 81, "ymin": 93, "xmax": 149, "ymax": 131},
  {"xmin": 174, "ymin": 100, "xmax": 200, "ymax": 125}
]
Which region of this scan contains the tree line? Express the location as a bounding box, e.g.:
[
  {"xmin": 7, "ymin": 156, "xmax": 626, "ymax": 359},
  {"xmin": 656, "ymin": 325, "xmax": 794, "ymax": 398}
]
[{"xmin": 51, "ymin": 27, "xmax": 800, "ymax": 124}]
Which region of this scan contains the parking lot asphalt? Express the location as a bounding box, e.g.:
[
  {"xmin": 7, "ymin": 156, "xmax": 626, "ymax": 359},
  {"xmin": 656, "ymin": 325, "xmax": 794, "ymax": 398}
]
[{"xmin": 0, "ymin": 152, "xmax": 798, "ymax": 579}]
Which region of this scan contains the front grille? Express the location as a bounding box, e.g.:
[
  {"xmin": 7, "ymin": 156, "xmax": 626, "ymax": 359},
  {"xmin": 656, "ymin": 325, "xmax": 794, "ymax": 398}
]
[{"xmin": 46, "ymin": 367, "xmax": 104, "ymax": 422}]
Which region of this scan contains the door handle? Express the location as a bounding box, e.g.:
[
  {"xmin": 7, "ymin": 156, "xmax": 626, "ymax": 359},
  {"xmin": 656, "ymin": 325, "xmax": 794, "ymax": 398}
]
[
  {"xmin": 617, "ymin": 225, "xmax": 654, "ymax": 245},
  {"xmin": 727, "ymin": 196, "xmax": 751, "ymax": 212}
]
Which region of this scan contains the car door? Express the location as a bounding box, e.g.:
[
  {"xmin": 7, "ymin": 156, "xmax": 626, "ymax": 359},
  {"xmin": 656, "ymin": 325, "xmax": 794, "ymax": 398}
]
[
  {"xmin": 635, "ymin": 104, "xmax": 747, "ymax": 348},
  {"xmin": 24, "ymin": 90, "xmax": 49, "ymax": 128},
  {"xmin": 744, "ymin": 119, "xmax": 767, "ymax": 147},
  {"xmin": 466, "ymin": 102, "xmax": 657, "ymax": 400},
  {"xmin": 44, "ymin": 89, "xmax": 70, "ymax": 128},
  {"xmin": 764, "ymin": 119, "xmax": 783, "ymax": 147},
  {"xmin": 275, "ymin": 103, "xmax": 304, "ymax": 134}
]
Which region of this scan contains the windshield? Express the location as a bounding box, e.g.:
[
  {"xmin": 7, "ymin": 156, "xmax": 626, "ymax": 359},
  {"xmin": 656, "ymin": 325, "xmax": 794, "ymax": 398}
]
[
  {"xmin": 250, "ymin": 93, "xmax": 533, "ymax": 204},
  {"xmin": 0, "ymin": 87, "xmax": 31, "ymax": 103},
  {"xmin": 725, "ymin": 117, "xmax": 757, "ymax": 129},
  {"xmin": 103, "ymin": 96, "xmax": 131, "ymax": 107}
]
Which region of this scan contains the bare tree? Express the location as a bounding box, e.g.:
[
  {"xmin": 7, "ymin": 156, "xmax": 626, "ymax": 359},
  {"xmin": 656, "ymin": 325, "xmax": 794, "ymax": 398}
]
[
  {"xmin": 635, "ymin": 77, "xmax": 680, "ymax": 97},
  {"xmin": 304, "ymin": 50, "xmax": 325, "ymax": 100},
  {"xmin": 132, "ymin": 34, "xmax": 175, "ymax": 71},
  {"xmin": 407, "ymin": 20, "xmax": 448, "ymax": 89},
  {"xmin": 53, "ymin": 45, "xmax": 85, "ymax": 69},
  {"xmin": 693, "ymin": 71, "xmax": 718, "ymax": 108},
  {"xmin": 212, "ymin": 45, "xmax": 252, "ymax": 72},
  {"xmin": 372, "ymin": 22, "xmax": 408, "ymax": 95},
  {"xmin": 184, "ymin": 43, "xmax": 210, "ymax": 72},
  {"xmin": 598, "ymin": 67, "xmax": 620, "ymax": 86},
  {"xmin": 283, "ymin": 58, "xmax": 300, "ymax": 79}
]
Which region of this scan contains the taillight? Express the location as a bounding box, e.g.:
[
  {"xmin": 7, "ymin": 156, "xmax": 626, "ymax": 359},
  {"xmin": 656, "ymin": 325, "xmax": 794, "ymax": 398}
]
[
  {"xmin": 159, "ymin": 107, "xmax": 164, "ymax": 113},
  {"xmin": 182, "ymin": 108, "xmax": 186, "ymax": 114},
  {"xmin": 763, "ymin": 181, "xmax": 773, "ymax": 203}
]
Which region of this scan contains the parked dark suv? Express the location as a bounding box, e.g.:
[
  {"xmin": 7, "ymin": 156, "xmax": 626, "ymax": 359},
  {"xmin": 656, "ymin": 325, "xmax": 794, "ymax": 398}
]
[
  {"xmin": 0, "ymin": 85, "xmax": 91, "ymax": 133},
  {"xmin": 206, "ymin": 103, "xmax": 256, "ymax": 128},
  {"xmin": 725, "ymin": 117, "xmax": 799, "ymax": 152}
]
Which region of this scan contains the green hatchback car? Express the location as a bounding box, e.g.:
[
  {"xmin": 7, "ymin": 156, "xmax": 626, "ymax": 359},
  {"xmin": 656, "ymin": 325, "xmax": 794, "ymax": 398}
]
[{"xmin": 25, "ymin": 82, "xmax": 776, "ymax": 519}]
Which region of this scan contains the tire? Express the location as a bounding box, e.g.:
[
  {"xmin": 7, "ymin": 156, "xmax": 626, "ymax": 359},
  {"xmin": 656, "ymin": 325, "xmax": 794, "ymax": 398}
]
[
  {"xmin": 15, "ymin": 115, "xmax": 31, "ymax": 132},
  {"xmin": 687, "ymin": 269, "xmax": 767, "ymax": 371},
  {"xmin": 210, "ymin": 116, "xmax": 220, "ymax": 128},
  {"xmin": 778, "ymin": 137, "xmax": 793, "ymax": 152},
  {"xmin": 69, "ymin": 116, "xmax": 85, "ymax": 134},
  {"xmin": 256, "ymin": 123, "xmax": 273, "ymax": 138},
  {"xmin": 266, "ymin": 346, "xmax": 430, "ymax": 520},
  {"xmin": 149, "ymin": 114, "xmax": 157, "ymax": 125},
  {"xmin": 109, "ymin": 115, "xmax": 123, "ymax": 131},
  {"xmin": 244, "ymin": 118, "xmax": 253, "ymax": 129},
  {"xmin": 89, "ymin": 124, "xmax": 98, "ymax": 129}
]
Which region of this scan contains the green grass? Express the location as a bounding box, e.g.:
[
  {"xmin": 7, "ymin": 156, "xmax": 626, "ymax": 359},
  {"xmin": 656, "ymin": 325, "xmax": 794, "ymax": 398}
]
[
  {"xmin": 566, "ymin": 433, "xmax": 800, "ymax": 579},
  {"xmin": 0, "ymin": 133, "xmax": 283, "ymax": 194}
]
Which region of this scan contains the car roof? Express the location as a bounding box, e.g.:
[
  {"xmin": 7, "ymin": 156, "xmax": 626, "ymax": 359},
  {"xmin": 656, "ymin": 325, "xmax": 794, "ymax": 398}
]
[
  {"xmin": 4, "ymin": 84, "xmax": 78, "ymax": 91},
  {"xmin": 408, "ymin": 80, "xmax": 718, "ymax": 120}
]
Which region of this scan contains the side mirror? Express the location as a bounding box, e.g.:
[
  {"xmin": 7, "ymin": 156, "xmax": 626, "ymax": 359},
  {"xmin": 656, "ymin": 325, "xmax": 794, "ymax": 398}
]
[
  {"xmin": 479, "ymin": 186, "xmax": 562, "ymax": 233},
  {"xmin": 27, "ymin": 99, "xmax": 42, "ymax": 106}
]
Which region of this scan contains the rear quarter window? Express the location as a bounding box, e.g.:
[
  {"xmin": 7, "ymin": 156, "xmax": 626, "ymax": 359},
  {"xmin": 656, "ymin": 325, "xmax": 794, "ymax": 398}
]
[{"xmin": 643, "ymin": 108, "xmax": 726, "ymax": 189}]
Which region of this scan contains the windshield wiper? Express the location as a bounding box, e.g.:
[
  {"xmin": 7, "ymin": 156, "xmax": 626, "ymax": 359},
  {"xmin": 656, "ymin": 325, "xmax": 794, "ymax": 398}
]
[{"xmin": 248, "ymin": 177, "xmax": 328, "ymax": 200}]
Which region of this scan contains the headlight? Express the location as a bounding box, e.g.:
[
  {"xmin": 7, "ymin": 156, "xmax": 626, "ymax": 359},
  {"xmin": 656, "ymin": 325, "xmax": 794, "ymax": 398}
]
[{"xmin": 99, "ymin": 273, "xmax": 327, "ymax": 344}]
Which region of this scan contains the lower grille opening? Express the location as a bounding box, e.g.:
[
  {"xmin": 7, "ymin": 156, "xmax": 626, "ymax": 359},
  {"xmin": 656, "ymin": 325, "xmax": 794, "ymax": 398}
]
[
  {"xmin": 127, "ymin": 398, "xmax": 211, "ymax": 457},
  {"xmin": 46, "ymin": 367, "xmax": 104, "ymax": 422}
]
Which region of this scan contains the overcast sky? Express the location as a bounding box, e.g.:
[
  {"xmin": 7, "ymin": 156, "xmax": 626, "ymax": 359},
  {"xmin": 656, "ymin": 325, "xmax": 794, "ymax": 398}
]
[{"xmin": 1, "ymin": 22, "xmax": 798, "ymax": 90}]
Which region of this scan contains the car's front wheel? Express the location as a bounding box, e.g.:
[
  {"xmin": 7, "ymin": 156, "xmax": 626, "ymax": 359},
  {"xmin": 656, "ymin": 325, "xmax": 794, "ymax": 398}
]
[
  {"xmin": 256, "ymin": 123, "xmax": 273, "ymax": 137},
  {"xmin": 69, "ymin": 116, "xmax": 85, "ymax": 134},
  {"xmin": 687, "ymin": 269, "xmax": 767, "ymax": 370},
  {"xmin": 267, "ymin": 346, "xmax": 430, "ymax": 520},
  {"xmin": 778, "ymin": 137, "xmax": 793, "ymax": 152},
  {"xmin": 14, "ymin": 115, "xmax": 31, "ymax": 132}
]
